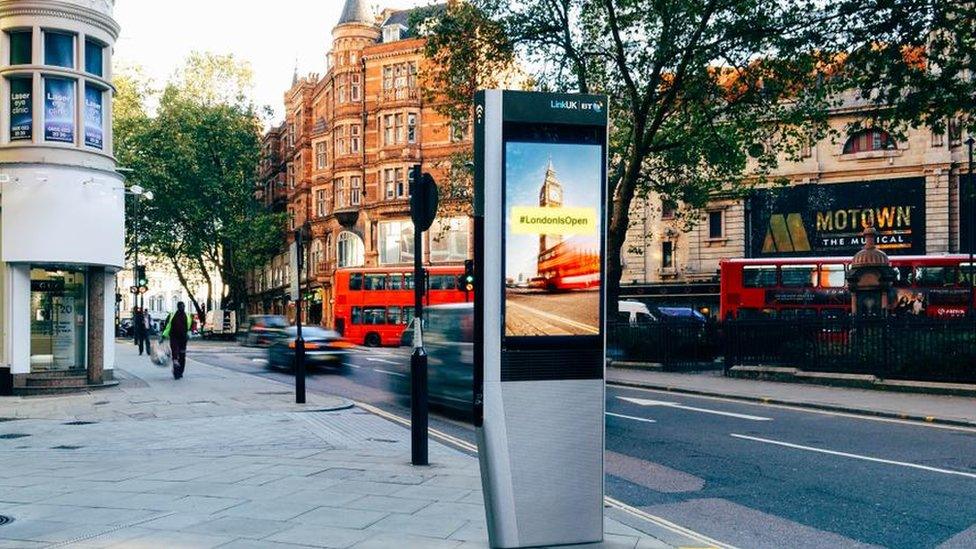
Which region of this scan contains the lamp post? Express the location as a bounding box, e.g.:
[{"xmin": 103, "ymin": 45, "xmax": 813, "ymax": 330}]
[
  {"xmin": 967, "ymin": 135, "xmax": 975, "ymax": 317},
  {"xmin": 124, "ymin": 182, "xmax": 154, "ymax": 310}
]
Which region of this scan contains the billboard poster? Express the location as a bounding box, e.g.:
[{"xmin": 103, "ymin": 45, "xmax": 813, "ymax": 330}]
[
  {"xmin": 9, "ymin": 77, "xmax": 32, "ymax": 141},
  {"xmin": 749, "ymin": 178, "xmax": 926, "ymax": 257},
  {"xmin": 84, "ymin": 84, "xmax": 103, "ymax": 149},
  {"xmin": 504, "ymin": 141, "xmax": 602, "ymax": 337},
  {"xmin": 44, "ymin": 77, "xmax": 75, "ymax": 144}
]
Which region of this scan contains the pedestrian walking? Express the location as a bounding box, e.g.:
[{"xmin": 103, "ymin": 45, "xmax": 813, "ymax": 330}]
[
  {"xmin": 133, "ymin": 308, "xmax": 150, "ymax": 356},
  {"xmin": 162, "ymin": 302, "xmax": 191, "ymax": 379}
]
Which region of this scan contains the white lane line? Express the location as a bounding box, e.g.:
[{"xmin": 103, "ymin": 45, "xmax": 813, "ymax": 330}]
[
  {"xmin": 365, "ymin": 357, "xmax": 400, "ymax": 365},
  {"xmin": 606, "ymin": 412, "xmax": 656, "ymax": 424},
  {"xmin": 374, "ymin": 368, "xmax": 406, "ymax": 378},
  {"xmin": 347, "ymin": 363, "xmax": 361, "ymax": 369},
  {"xmin": 731, "ymin": 433, "xmax": 976, "ymax": 479},
  {"xmin": 618, "ymin": 396, "xmax": 772, "ymax": 421},
  {"xmin": 250, "ymin": 358, "xmax": 268, "ymax": 364},
  {"xmin": 508, "ymin": 301, "xmax": 599, "ymax": 334}
]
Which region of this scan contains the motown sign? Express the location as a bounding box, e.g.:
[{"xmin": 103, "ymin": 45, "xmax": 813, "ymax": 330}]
[{"xmin": 749, "ymin": 178, "xmax": 926, "ymax": 257}]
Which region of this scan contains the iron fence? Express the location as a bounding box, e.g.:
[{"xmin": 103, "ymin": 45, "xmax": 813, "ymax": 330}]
[{"xmin": 608, "ymin": 321, "xmax": 721, "ymax": 370}]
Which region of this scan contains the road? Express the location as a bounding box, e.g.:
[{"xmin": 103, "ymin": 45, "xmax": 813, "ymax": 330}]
[
  {"xmin": 189, "ymin": 341, "xmax": 976, "ymax": 549},
  {"xmin": 505, "ymin": 289, "xmax": 600, "ymax": 336}
]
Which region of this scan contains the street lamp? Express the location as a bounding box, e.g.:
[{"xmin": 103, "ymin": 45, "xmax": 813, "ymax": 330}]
[
  {"xmin": 124, "ymin": 180, "xmax": 154, "ymax": 310},
  {"xmin": 967, "ymin": 135, "xmax": 975, "ymax": 317}
]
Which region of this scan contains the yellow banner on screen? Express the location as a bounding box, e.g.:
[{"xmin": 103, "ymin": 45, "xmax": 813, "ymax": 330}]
[{"xmin": 510, "ymin": 206, "xmax": 599, "ymax": 235}]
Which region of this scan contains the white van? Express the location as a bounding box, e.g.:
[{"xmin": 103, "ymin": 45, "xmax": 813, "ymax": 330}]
[{"xmin": 618, "ymin": 300, "xmax": 656, "ymax": 325}]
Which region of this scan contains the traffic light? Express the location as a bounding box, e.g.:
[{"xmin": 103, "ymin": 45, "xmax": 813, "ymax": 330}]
[
  {"xmin": 135, "ymin": 265, "xmax": 148, "ymax": 293},
  {"xmin": 463, "ymin": 259, "xmax": 474, "ymax": 300}
]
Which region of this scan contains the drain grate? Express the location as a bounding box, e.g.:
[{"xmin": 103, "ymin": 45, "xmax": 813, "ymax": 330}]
[
  {"xmin": 0, "ymin": 433, "xmax": 29, "ymax": 440},
  {"xmin": 0, "ymin": 515, "xmax": 12, "ymax": 527}
]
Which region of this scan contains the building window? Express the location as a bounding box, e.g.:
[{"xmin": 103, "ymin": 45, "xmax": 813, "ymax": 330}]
[
  {"xmin": 661, "ymin": 199, "xmax": 677, "ymax": 220},
  {"xmin": 311, "ymin": 239, "xmax": 323, "ymax": 274},
  {"xmin": 378, "ymin": 220, "xmax": 415, "ymax": 264},
  {"xmin": 351, "ymin": 73, "xmax": 362, "ymax": 102},
  {"xmin": 384, "ymin": 168, "xmax": 405, "ymax": 200},
  {"xmin": 334, "ymin": 177, "xmax": 347, "ymax": 209},
  {"xmin": 949, "ymin": 117, "xmax": 963, "ymax": 146},
  {"xmin": 336, "ymin": 125, "xmax": 347, "ymax": 155},
  {"xmin": 84, "ymin": 83, "xmax": 105, "ymax": 149},
  {"xmin": 450, "ymin": 119, "xmax": 468, "ymax": 143},
  {"xmin": 315, "ymin": 141, "xmax": 327, "ymax": 169},
  {"xmin": 383, "ymin": 65, "xmax": 395, "ymax": 90},
  {"xmin": 8, "ymin": 30, "xmax": 32, "ymax": 65},
  {"xmin": 350, "ymin": 175, "xmax": 362, "ymax": 205},
  {"xmin": 43, "ymin": 77, "xmax": 75, "ymax": 143},
  {"xmin": 337, "ymin": 74, "xmax": 347, "ymax": 104},
  {"xmin": 662, "ymin": 241, "xmax": 674, "ymax": 269},
  {"xmin": 932, "ymin": 129, "xmax": 945, "ymax": 148},
  {"xmin": 843, "ymin": 129, "xmax": 895, "ymax": 154},
  {"xmin": 30, "ymin": 267, "xmax": 87, "ymax": 371},
  {"xmin": 407, "ymin": 113, "xmax": 417, "ymax": 144},
  {"xmin": 350, "ymin": 124, "xmax": 361, "ymax": 153},
  {"xmin": 708, "ymin": 210, "xmax": 723, "ymax": 239},
  {"xmin": 44, "ymin": 31, "xmax": 74, "ymax": 68},
  {"xmin": 315, "ymin": 189, "xmax": 327, "ymax": 217},
  {"xmin": 288, "ymin": 123, "xmax": 295, "ymax": 147},
  {"xmin": 383, "ymin": 114, "xmax": 395, "ymax": 146},
  {"xmin": 288, "ymin": 208, "xmax": 295, "ymax": 230},
  {"xmin": 429, "ymin": 217, "xmax": 470, "ymax": 263},
  {"xmin": 337, "ymin": 232, "xmax": 365, "ymax": 268},
  {"xmin": 85, "ymin": 39, "xmax": 104, "ymax": 76},
  {"xmin": 288, "ymin": 164, "xmax": 295, "ymax": 189},
  {"xmin": 9, "ymin": 76, "xmax": 33, "ymax": 141},
  {"xmin": 383, "ymin": 24, "xmax": 406, "ymax": 43},
  {"xmin": 395, "ymin": 113, "xmax": 405, "ymax": 143}
]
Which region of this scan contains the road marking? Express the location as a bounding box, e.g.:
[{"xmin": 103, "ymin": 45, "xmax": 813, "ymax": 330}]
[
  {"xmin": 347, "ymin": 363, "xmax": 361, "ymax": 369},
  {"xmin": 373, "ymin": 368, "xmax": 406, "ymax": 378},
  {"xmin": 365, "ymin": 357, "xmax": 400, "ymax": 366},
  {"xmin": 609, "ymin": 384, "xmax": 976, "ymax": 433},
  {"xmin": 730, "ymin": 433, "xmax": 976, "ymax": 479},
  {"xmin": 618, "ymin": 396, "xmax": 772, "ymax": 421},
  {"xmin": 250, "ymin": 358, "xmax": 268, "ymax": 364},
  {"xmin": 606, "ymin": 412, "xmax": 656, "ymax": 424},
  {"xmin": 508, "ymin": 301, "xmax": 599, "ymax": 334},
  {"xmin": 353, "ymin": 400, "xmax": 733, "ymax": 549}
]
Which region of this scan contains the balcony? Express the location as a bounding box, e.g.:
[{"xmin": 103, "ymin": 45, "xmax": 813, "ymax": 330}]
[{"xmin": 380, "ymin": 87, "xmax": 420, "ymax": 104}]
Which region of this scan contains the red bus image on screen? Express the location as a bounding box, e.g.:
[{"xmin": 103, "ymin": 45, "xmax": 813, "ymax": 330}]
[
  {"xmin": 537, "ymin": 237, "xmax": 600, "ymax": 291},
  {"xmin": 720, "ymin": 255, "xmax": 976, "ymax": 321},
  {"xmin": 333, "ymin": 266, "xmax": 470, "ymax": 347}
]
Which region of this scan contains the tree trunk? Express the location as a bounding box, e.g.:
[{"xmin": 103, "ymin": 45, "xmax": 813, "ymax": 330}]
[
  {"xmin": 168, "ymin": 256, "xmax": 207, "ymax": 329},
  {"xmin": 606, "ymin": 154, "xmax": 645, "ymax": 317}
]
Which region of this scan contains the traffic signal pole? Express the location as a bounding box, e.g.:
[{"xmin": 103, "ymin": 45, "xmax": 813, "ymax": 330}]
[
  {"xmin": 295, "ymin": 227, "xmax": 306, "ymax": 405},
  {"xmin": 410, "ymin": 164, "xmax": 433, "ymax": 466}
]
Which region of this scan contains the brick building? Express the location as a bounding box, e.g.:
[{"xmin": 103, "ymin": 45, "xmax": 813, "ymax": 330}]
[
  {"xmin": 622, "ymin": 93, "xmax": 973, "ymax": 317},
  {"xmin": 247, "ymin": 1, "xmax": 472, "ymax": 329}
]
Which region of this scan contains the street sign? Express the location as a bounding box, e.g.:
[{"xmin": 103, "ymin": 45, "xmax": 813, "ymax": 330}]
[{"xmin": 410, "ymin": 168, "xmax": 439, "ymax": 232}]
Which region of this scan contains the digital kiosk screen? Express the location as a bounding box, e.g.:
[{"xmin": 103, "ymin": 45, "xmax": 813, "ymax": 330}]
[{"xmin": 503, "ymin": 130, "xmax": 604, "ymax": 339}]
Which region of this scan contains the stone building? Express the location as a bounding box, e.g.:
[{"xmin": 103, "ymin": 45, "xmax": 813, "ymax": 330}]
[
  {"xmin": 623, "ymin": 94, "xmax": 973, "ymax": 317},
  {"xmin": 0, "ymin": 0, "xmax": 122, "ymax": 394},
  {"xmin": 247, "ymin": 0, "xmax": 472, "ymax": 329}
]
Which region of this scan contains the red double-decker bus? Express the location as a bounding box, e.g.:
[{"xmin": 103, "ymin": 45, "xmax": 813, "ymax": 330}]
[
  {"xmin": 537, "ymin": 237, "xmax": 600, "ymax": 291},
  {"xmin": 333, "ymin": 266, "xmax": 470, "ymax": 347},
  {"xmin": 721, "ymin": 255, "xmax": 976, "ymax": 320}
]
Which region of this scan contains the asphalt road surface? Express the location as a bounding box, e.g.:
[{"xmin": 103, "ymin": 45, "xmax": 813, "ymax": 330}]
[
  {"xmin": 189, "ymin": 341, "xmax": 976, "ymax": 549},
  {"xmin": 505, "ymin": 289, "xmax": 600, "ymax": 336}
]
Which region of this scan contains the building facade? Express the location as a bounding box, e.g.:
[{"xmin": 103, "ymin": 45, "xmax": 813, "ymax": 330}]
[
  {"xmin": 247, "ymin": 1, "xmax": 472, "ymax": 330},
  {"xmin": 0, "ymin": 0, "xmax": 122, "ymax": 394},
  {"xmin": 623, "ymin": 96, "xmax": 973, "ymax": 317}
]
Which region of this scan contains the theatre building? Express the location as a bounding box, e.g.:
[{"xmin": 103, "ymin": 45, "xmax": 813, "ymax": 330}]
[
  {"xmin": 0, "ymin": 0, "xmax": 122, "ymax": 394},
  {"xmin": 247, "ymin": 0, "xmax": 474, "ymax": 332},
  {"xmin": 623, "ymin": 95, "xmax": 973, "ymax": 316}
]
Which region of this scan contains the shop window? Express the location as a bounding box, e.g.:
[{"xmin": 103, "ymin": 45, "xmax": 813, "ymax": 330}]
[
  {"xmin": 8, "ymin": 30, "xmax": 32, "ymax": 65},
  {"xmin": 843, "ymin": 128, "xmax": 895, "ymax": 154},
  {"xmin": 30, "ymin": 267, "xmax": 87, "ymax": 372},
  {"xmin": 44, "ymin": 31, "xmax": 74, "ymax": 68},
  {"xmin": 337, "ymin": 232, "xmax": 365, "ymax": 268},
  {"xmin": 378, "ymin": 220, "xmax": 414, "ymax": 265},
  {"xmin": 429, "ymin": 217, "xmax": 469, "ymax": 263},
  {"xmin": 85, "ymin": 39, "xmax": 104, "ymax": 76},
  {"xmin": 8, "ymin": 76, "xmax": 33, "ymax": 141}
]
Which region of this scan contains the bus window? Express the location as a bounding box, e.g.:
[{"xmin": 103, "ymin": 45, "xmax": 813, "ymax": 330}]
[
  {"xmin": 781, "ymin": 265, "xmax": 816, "ymax": 287},
  {"xmin": 363, "ymin": 307, "xmax": 386, "ymax": 324},
  {"xmin": 349, "ymin": 273, "xmax": 363, "ymax": 291},
  {"xmin": 916, "ymin": 267, "xmax": 957, "ymax": 287},
  {"xmin": 738, "ymin": 308, "xmax": 777, "ymax": 319},
  {"xmin": 430, "ymin": 275, "xmax": 457, "ymax": 290},
  {"xmin": 962, "ymin": 264, "xmax": 976, "ymax": 286},
  {"xmin": 780, "ymin": 308, "xmax": 817, "ymax": 320},
  {"xmin": 822, "ymin": 308, "xmax": 850, "ymax": 321},
  {"xmin": 388, "ymin": 274, "xmax": 404, "ymax": 290},
  {"xmin": 351, "ymin": 306, "xmax": 363, "ymax": 324},
  {"xmin": 387, "ymin": 306, "xmax": 403, "ymax": 325},
  {"xmin": 894, "ymin": 266, "xmax": 913, "ymax": 287},
  {"xmin": 743, "ymin": 266, "xmax": 777, "ymax": 288},
  {"xmin": 819, "ymin": 264, "xmax": 846, "ymax": 288},
  {"xmin": 404, "ymin": 273, "xmax": 415, "ymax": 290},
  {"xmin": 365, "ymin": 274, "xmax": 386, "ymax": 290},
  {"xmin": 404, "ymin": 307, "xmax": 415, "ymax": 326}
]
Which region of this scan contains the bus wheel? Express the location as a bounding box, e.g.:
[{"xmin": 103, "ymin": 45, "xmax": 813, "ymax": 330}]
[{"xmin": 365, "ymin": 333, "xmax": 381, "ymax": 347}]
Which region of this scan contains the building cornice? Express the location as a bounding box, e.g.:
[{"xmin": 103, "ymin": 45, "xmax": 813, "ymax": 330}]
[{"xmin": 0, "ymin": 0, "xmax": 120, "ymax": 39}]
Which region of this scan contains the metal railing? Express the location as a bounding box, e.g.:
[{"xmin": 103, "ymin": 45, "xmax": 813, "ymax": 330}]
[{"xmin": 608, "ymin": 321, "xmax": 721, "ymax": 370}]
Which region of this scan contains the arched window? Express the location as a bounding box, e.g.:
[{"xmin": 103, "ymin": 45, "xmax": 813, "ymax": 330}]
[
  {"xmin": 843, "ymin": 129, "xmax": 895, "ymax": 154},
  {"xmin": 311, "ymin": 239, "xmax": 323, "ymax": 273},
  {"xmin": 337, "ymin": 232, "xmax": 365, "ymax": 268}
]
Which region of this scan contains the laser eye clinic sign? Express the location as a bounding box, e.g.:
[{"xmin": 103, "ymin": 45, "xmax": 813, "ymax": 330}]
[{"xmin": 749, "ymin": 178, "xmax": 926, "ymax": 257}]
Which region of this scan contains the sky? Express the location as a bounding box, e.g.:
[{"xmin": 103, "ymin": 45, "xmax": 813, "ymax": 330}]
[
  {"xmin": 113, "ymin": 0, "xmax": 431, "ymax": 121},
  {"xmin": 504, "ymin": 142, "xmax": 603, "ymax": 281}
]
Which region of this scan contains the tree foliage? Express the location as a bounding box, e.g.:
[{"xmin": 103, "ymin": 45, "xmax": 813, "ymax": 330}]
[
  {"xmin": 114, "ymin": 53, "xmax": 283, "ymax": 323},
  {"xmin": 422, "ymin": 0, "xmax": 976, "ymax": 307}
]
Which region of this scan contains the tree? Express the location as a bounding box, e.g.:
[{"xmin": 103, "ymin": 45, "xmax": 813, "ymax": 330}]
[
  {"xmin": 423, "ymin": 0, "xmax": 976, "ymax": 310},
  {"xmin": 114, "ymin": 53, "xmax": 284, "ymax": 325}
]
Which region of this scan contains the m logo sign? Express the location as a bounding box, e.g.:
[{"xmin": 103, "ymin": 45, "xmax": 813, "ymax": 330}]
[{"xmin": 762, "ymin": 213, "xmax": 811, "ymax": 253}]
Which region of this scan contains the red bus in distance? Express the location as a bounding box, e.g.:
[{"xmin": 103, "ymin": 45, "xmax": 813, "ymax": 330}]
[
  {"xmin": 720, "ymin": 255, "xmax": 976, "ymax": 321},
  {"xmin": 537, "ymin": 237, "xmax": 600, "ymax": 291},
  {"xmin": 333, "ymin": 266, "xmax": 470, "ymax": 347}
]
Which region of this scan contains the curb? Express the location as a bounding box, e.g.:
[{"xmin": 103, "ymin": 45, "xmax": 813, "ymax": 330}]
[{"xmin": 607, "ymin": 379, "xmax": 976, "ymax": 430}]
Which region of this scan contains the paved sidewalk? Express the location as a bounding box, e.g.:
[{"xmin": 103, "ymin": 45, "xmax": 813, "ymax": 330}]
[
  {"xmin": 0, "ymin": 345, "xmax": 700, "ymax": 548},
  {"xmin": 608, "ymin": 367, "xmax": 976, "ymax": 427}
]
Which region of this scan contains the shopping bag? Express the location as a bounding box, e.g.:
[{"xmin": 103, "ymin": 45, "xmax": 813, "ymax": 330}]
[{"xmin": 150, "ymin": 338, "xmax": 172, "ymax": 368}]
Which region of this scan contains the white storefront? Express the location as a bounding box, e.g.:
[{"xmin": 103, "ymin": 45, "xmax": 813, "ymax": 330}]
[{"xmin": 0, "ymin": 0, "xmax": 121, "ymax": 393}]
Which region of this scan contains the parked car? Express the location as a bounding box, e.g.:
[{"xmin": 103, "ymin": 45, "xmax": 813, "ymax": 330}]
[
  {"xmin": 243, "ymin": 315, "xmax": 288, "ymax": 347},
  {"xmin": 617, "ymin": 300, "xmax": 656, "ymax": 325},
  {"xmin": 267, "ymin": 326, "xmax": 354, "ymax": 371}
]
